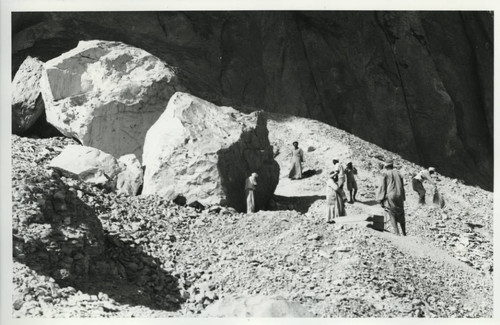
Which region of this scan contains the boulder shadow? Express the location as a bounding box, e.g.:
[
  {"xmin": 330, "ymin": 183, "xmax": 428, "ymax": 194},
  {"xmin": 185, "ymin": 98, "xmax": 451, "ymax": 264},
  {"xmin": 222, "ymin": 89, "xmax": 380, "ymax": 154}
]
[
  {"xmin": 301, "ymin": 168, "xmax": 321, "ymax": 179},
  {"xmin": 15, "ymin": 231, "xmax": 183, "ymax": 312},
  {"xmin": 21, "ymin": 110, "xmax": 64, "ymax": 138},
  {"xmin": 359, "ymin": 199, "xmax": 380, "ymax": 206},
  {"xmin": 366, "ymin": 224, "xmax": 389, "ymax": 233},
  {"xmin": 466, "ymin": 222, "xmax": 484, "ymax": 229},
  {"xmin": 66, "ymin": 233, "xmax": 182, "ymax": 311},
  {"xmin": 13, "ymin": 172, "xmax": 182, "ymax": 312},
  {"xmin": 270, "ymin": 194, "xmax": 326, "ymax": 214}
]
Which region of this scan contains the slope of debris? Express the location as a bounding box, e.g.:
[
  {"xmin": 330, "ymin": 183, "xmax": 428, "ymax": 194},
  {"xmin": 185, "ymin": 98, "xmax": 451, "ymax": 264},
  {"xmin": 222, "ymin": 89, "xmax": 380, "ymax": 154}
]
[{"xmin": 10, "ymin": 112, "xmax": 493, "ymax": 318}]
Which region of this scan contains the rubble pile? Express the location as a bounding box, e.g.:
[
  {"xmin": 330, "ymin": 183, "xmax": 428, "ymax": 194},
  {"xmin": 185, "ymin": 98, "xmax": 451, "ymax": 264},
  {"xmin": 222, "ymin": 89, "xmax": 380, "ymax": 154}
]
[{"xmin": 10, "ymin": 112, "xmax": 493, "ymax": 318}]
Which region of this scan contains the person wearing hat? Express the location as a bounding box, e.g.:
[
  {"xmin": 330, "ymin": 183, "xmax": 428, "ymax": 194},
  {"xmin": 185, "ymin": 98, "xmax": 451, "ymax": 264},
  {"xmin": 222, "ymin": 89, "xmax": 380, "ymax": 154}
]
[
  {"xmin": 288, "ymin": 141, "xmax": 304, "ymax": 180},
  {"xmin": 245, "ymin": 172, "xmax": 259, "ymax": 213},
  {"xmin": 411, "ymin": 167, "xmax": 436, "ymax": 205},
  {"xmin": 325, "ymin": 171, "xmax": 346, "ymax": 223},
  {"xmin": 376, "ymin": 160, "xmax": 407, "ymax": 236}
]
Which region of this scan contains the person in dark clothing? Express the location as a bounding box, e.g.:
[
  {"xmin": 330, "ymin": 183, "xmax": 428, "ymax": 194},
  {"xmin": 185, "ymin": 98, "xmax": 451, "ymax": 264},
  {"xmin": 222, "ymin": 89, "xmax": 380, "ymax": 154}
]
[
  {"xmin": 376, "ymin": 161, "xmax": 406, "ymax": 236},
  {"xmin": 345, "ymin": 162, "xmax": 358, "ymax": 203}
]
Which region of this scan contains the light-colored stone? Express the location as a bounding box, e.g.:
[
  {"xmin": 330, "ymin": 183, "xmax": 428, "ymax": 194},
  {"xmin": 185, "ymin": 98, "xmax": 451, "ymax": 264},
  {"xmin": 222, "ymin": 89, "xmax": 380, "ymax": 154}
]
[
  {"xmin": 116, "ymin": 154, "xmax": 143, "ymax": 196},
  {"xmin": 40, "ymin": 40, "xmax": 183, "ymax": 160},
  {"xmin": 203, "ymin": 295, "xmax": 312, "ymax": 317},
  {"xmin": 48, "ymin": 145, "xmax": 122, "ymax": 189},
  {"xmin": 12, "ymin": 56, "xmax": 45, "ymax": 134},
  {"xmin": 142, "ymin": 92, "xmax": 280, "ymax": 211}
]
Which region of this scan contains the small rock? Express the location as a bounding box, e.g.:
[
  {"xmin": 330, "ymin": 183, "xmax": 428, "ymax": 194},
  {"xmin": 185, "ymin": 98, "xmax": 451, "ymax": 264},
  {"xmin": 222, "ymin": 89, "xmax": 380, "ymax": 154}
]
[
  {"xmin": 307, "ymin": 234, "xmax": 322, "ymax": 241},
  {"xmin": 101, "ymin": 301, "xmax": 119, "ymax": 312},
  {"xmin": 13, "ymin": 299, "xmax": 24, "ymax": 310}
]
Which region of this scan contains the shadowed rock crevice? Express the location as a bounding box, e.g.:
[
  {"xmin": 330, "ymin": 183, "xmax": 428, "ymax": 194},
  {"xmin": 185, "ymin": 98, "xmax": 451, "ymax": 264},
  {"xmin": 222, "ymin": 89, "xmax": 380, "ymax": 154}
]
[
  {"xmin": 217, "ymin": 113, "xmax": 280, "ymax": 212},
  {"xmin": 270, "ymin": 195, "xmax": 326, "ymax": 214},
  {"xmin": 21, "ymin": 109, "xmax": 64, "ymax": 138}
]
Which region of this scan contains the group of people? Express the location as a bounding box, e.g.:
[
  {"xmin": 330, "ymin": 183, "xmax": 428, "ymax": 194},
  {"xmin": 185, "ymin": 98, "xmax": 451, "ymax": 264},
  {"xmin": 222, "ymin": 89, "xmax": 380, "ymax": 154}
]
[
  {"xmin": 245, "ymin": 141, "xmax": 438, "ymax": 237},
  {"xmin": 375, "ymin": 162, "xmax": 437, "ymax": 235},
  {"xmin": 326, "ymin": 159, "xmax": 437, "ymax": 235},
  {"xmin": 325, "ymin": 159, "xmax": 358, "ymax": 223}
]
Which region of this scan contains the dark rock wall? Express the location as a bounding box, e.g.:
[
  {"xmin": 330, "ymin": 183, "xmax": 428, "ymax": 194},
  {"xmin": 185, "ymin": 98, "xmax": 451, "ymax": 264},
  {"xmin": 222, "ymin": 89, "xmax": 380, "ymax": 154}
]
[{"xmin": 12, "ymin": 11, "xmax": 493, "ymax": 190}]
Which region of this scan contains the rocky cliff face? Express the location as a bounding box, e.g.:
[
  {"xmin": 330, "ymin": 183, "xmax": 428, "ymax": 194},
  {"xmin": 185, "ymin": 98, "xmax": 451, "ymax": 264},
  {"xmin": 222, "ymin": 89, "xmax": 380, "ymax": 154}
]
[{"xmin": 12, "ymin": 11, "xmax": 493, "ymax": 190}]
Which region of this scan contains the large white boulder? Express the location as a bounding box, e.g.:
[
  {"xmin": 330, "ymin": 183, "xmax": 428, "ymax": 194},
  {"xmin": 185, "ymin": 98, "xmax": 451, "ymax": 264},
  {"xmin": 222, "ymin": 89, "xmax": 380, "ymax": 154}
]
[
  {"xmin": 40, "ymin": 40, "xmax": 183, "ymax": 160},
  {"xmin": 48, "ymin": 146, "xmax": 144, "ymax": 195},
  {"xmin": 48, "ymin": 145, "xmax": 122, "ymax": 189},
  {"xmin": 12, "ymin": 56, "xmax": 45, "ymax": 134},
  {"xmin": 142, "ymin": 92, "xmax": 280, "ymax": 211}
]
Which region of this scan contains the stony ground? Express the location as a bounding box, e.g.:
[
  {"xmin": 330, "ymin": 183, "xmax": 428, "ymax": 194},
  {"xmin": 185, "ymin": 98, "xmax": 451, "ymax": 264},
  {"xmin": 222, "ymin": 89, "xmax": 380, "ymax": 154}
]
[{"xmin": 10, "ymin": 112, "xmax": 493, "ymax": 318}]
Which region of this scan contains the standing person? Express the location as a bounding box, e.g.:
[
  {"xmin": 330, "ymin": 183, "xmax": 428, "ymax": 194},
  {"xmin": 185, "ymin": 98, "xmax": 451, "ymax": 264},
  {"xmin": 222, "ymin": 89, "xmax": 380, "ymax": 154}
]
[
  {"xmin": 325, "ymin": 171, "xmax": 346, "ymax": 223},
  {"xmin": 345, "ymin": 162, "xmax": 358, "ymax": 203},
  {"xmin": 412, "ymin": 167, "xmax": 436, "ymax": 205},
  {"xmin": 332, "ymin": 159, "xmax": 345, "ymax": 189},
  {"xmin": 288, "ymin": 141, "xmax": 304, "ymax": 180},
  {"xmin": 376, "ymin": 161, "xmax": 406, "ymax": 236},
  {"xmin": 245, "ymin": 172, "xmax": 258, "ymax": 213}
]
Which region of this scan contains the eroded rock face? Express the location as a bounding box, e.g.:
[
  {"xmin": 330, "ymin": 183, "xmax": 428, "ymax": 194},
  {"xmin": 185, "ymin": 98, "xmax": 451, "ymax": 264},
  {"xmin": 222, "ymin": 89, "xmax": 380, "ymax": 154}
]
[
  {"xmin": 142, "ymin": 92, "xmax": 280, "ymax": 211},
  {"xmin": 39, "ymin": 40, "xmax": 182, "ymax": 160},
  {"xmin": 12, "ymin": 56, "xmax": 45, "ymax": 134},
  {"xmin": 13, "ymin": 12, "xmax": 493, "ymax": 190}
]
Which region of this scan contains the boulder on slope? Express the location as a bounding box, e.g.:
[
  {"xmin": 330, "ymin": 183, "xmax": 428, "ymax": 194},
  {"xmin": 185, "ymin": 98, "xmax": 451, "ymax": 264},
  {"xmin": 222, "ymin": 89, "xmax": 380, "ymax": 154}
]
[
  {"xmin": 49, "ymin": 145, "xmax": 144, "ymax": 195},
  {"xmin": 48, "ymin": 145, "xmax": 122, "ymax": 190},
  {"xmin": 142, "ymin": 92, "xmax": 280, "ymax": 212},
  {"xmin": 40, "ymin": 40, "xmax": 183, "ymax": 160},
  {"xmin": 12, "ymin": 56, "xmax": 45, "ymax": 134}
]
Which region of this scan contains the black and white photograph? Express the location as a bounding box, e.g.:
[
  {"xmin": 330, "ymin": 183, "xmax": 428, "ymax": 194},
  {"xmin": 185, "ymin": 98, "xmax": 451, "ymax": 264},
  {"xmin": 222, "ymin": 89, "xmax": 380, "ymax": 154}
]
[{"xmin": 1, "ymin": 0, "xmax": 497, "ymax": 323}]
